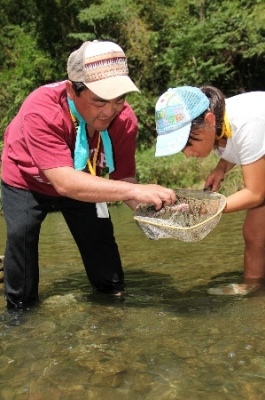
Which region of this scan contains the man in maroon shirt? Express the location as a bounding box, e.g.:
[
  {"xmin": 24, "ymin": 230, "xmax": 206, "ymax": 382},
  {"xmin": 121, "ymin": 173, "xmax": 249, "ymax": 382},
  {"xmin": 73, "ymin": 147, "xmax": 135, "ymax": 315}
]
[{"xmin": 1, "ymin": 40, "xmax": 175, "ymax": 308}]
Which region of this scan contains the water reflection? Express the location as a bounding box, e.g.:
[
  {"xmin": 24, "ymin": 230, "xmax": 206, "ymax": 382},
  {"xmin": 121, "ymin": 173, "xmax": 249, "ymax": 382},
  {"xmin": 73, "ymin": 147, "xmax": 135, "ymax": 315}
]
[{"xmin": 1, "ymin": 206, "xmax": 265, "ymax": 399}]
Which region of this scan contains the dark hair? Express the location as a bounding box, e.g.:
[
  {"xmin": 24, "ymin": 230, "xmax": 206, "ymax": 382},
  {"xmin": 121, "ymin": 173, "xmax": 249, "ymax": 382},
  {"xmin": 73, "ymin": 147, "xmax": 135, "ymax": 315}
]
[
  {"xmin": 71, "ymin": 81, "xmax": 87, "ymax": 96},
  {"xmin": 200, "ymin": 85, "xmax": 226, "ymax": 137},
  {"xmin": 187, "ymin": 108, "xmax": 209, "ymax": 146},
  {"xmin": 185, "ymin": 85, "xmax": 225, "ymax": 146}
]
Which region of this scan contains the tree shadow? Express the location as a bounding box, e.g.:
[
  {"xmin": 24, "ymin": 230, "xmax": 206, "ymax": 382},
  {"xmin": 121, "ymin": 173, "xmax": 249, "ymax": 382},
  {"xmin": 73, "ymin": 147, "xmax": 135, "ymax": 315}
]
[
  {"xmin": 2, "ymin": 266, "xmax": 262, "ymax": 323},
  {"xmin": 41, "ymin": 268, "xmax": 246, "ymax": 315},
  {"xmin": 209, "ymin": 270, "xmax": 243, "ymax": 285}
]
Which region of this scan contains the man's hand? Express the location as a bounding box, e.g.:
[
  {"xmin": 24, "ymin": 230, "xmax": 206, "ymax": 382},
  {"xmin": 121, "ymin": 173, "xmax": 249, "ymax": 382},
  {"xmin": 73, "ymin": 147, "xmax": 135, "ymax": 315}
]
[{"xmin": 131, "ymin": 184, "xmax": 176, "ymax": 210}]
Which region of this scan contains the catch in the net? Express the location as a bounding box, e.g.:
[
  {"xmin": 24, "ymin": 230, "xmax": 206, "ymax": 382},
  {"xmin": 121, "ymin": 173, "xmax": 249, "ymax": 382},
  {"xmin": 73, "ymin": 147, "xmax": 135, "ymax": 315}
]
[{"xmin": 134, "ymin": 189, "xmax": 226, "ymax": 242}]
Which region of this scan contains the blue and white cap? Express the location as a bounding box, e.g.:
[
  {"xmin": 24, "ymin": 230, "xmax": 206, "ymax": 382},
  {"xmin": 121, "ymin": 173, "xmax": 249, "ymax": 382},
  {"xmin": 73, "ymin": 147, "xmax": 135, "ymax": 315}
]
[{"xmin": 155, "ymin": 86, "xmax": 210, "ymax": 157}]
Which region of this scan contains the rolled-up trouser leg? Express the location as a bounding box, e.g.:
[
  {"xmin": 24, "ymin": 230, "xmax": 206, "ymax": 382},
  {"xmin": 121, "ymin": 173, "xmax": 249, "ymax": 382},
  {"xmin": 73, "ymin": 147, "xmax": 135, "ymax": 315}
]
[
  {"xmin": 61, "ymin": 198, "xmax": 124, "ymax": 294},
  {"xmin": 1, "ymin": 182, "xmax": 47, "ymax": 307}
]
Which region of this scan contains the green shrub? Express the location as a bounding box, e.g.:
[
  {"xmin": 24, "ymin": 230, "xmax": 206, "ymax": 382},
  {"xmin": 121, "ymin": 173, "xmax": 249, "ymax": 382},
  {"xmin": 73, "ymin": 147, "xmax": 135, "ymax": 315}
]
[
  {"xmin": 136, "ymin": 147, "xmax": 217, "ymax": 188},
  {"xmin": 136, "ymin": 146, "xmax": 244, "ymax": 195}
]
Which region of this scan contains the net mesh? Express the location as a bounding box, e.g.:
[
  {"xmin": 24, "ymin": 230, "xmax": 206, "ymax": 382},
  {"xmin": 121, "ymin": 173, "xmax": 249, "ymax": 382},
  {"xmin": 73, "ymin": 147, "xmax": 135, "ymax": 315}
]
[{"xmin": 134, "ymin": 189, "xmax": 226, "ymax": 242}]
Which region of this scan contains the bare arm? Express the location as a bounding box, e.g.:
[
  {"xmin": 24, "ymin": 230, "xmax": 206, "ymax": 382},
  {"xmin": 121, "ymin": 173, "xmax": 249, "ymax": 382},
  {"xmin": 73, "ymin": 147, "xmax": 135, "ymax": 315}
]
[
  {"xmin": 224, "ymin": 157, "xmax": 265, "ymax": 213},
  {"xmin": 119, "ymin": 177, "xmax": 139, "ymax": 210},
  {"xmin": 43, "ymin": 167, "xmax": 176, "ymax": 210}
]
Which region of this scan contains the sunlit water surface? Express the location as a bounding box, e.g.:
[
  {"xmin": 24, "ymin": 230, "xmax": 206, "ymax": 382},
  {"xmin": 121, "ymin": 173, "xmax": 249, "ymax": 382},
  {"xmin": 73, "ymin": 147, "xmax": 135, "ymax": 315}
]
[{"xmin": 1, "ymin": 206, "xmax": 265, "ymax": 400}]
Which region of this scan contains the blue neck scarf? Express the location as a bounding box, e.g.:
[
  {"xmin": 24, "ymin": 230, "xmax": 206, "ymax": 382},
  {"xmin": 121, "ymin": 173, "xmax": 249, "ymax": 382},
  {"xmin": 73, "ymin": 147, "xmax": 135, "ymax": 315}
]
[{"xmin": 67, "ymin": 98, "xmax": 115, "ymax": 173}]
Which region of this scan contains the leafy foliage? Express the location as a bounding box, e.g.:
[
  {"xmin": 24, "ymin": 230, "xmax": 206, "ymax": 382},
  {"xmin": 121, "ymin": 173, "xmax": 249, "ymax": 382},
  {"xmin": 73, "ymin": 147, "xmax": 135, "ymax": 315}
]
[
  {"xmin": 156, "ymin": 0, "xmax": 265, "ymax": 94},
  {"xmin": 0, "ymin": 0, "xmax": 264, "ymax": 151},
  {"xmin": 0, "ymin": 25, "xmax": 54, "ymax": 132},
  {"xmin": 136, "ymin": 146, "xmax": 218, "ymax": 188}
]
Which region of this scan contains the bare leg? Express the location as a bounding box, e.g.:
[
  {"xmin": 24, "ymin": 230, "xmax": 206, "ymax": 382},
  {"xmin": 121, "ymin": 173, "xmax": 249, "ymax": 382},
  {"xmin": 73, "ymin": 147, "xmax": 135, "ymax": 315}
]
[
  {"xmin": 243, "ymin": 204, "xmax": 265, "ymax": 282},
  {"xmin": 208, "ymin": 204, "xmax": 265, "ymax": 296}
]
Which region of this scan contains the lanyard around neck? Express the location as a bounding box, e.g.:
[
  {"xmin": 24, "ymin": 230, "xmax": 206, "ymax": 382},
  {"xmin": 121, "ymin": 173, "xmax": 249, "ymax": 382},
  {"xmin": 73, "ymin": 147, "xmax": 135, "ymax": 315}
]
[
  {"xmin": 88, "ymin": 133, "xmax": 101, "ymax": 176},
  {"xmin": 68, "ymin": 98, "xmax": 114, "ymax": 173}
]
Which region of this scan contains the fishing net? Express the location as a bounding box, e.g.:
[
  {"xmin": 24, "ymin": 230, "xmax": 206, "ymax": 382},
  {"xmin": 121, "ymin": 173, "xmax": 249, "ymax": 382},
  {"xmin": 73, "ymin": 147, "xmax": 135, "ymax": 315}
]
[{"xmin": 134, "ymin": 189, "xmax": 226, "ymax": 242}]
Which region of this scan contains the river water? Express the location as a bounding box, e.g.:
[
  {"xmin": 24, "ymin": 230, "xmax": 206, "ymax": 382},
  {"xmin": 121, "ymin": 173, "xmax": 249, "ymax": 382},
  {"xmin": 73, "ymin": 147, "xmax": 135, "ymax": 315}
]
[{"xmin": 0, "ymin": 205, "xmax": 265, "ymax": 399}]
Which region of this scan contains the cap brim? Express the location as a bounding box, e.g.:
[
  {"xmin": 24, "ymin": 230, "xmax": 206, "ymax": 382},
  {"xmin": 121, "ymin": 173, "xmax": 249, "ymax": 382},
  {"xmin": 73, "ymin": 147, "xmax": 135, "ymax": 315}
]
[
  {"xmin": 85, "ymin": 76, "xmax": 140, "ymax": 100},
  {"xmin": 155, "ymin": 123, "xmax": 191, "ymax": 157}
]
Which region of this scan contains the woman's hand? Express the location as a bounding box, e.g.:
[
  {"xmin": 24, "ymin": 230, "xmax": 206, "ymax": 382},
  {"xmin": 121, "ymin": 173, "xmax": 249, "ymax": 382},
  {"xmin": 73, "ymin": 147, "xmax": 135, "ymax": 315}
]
[
  {"xmin": 205, "ymin": 169, "xmax": 225, "ymax": 192},
  {"xmin": 205, "ymin": 158, "xmax": 234, "ymax": 191}
]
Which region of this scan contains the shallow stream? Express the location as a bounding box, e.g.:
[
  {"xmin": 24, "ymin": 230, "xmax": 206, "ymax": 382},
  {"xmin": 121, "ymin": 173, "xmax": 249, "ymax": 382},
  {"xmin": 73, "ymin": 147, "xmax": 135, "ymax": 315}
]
[{"xmin": 0, "ymin": 206, "xmax": 265, "ymax": 399}]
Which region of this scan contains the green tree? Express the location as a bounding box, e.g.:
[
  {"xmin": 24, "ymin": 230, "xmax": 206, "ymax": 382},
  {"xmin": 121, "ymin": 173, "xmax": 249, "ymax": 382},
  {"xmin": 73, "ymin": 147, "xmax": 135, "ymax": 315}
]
[
  {"xmin": 0, "ymin": 25, "xmax": 54, "ymax": 133},
  {"xmin": 0, "ymin": 0, "xmax": 264, "ymax": 147},
  {"xmin": 158, "ymin": 0, "xmax": 265, "ymax": 94},
  {"xmin": 72, "ymin": 0, "xmax": 179, "ymax": 146}
]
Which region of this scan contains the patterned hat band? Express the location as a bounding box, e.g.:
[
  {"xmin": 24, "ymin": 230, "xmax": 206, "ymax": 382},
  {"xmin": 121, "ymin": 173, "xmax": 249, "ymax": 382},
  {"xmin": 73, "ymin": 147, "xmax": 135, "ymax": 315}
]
[
  {"xmin": 84, "ymin": 56, "xmax": 128, "ymax": 82},
  {"xmin": 67, "ymin": 41, "xmax": 140, "ymax": 100}
]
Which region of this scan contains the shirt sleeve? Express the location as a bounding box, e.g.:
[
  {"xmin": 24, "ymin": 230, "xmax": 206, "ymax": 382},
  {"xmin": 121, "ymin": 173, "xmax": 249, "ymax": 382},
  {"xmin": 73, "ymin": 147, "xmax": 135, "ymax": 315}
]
[
  {"xmin": 108, "ymin": 103, "xmax": 138, "ymax": 180},
  {"xmin": 233, "ymin": 117, "xmax": 265, "ymax": 165},
  {"xmin": 23, "ymin": 112, "xmax": 74, "ymax": 170}
]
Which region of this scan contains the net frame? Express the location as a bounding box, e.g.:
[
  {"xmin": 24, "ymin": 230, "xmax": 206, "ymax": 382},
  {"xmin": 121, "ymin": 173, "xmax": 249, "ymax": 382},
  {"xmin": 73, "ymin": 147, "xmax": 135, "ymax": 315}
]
[{"xmin": 134, "ymin": 189, "xmax": 226, "ymax": 242}]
